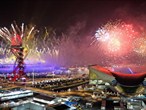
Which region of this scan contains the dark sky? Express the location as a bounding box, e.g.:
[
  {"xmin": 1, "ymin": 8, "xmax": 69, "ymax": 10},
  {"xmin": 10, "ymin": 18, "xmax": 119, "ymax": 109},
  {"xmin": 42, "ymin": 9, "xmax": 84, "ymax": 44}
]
[
  {"xmin": 0, "ymin": 0, "xmax": 146, "ymax": 33},
  {"xmin": 1, "ymin": 0, "xmax": 146, "ymax": 65}
]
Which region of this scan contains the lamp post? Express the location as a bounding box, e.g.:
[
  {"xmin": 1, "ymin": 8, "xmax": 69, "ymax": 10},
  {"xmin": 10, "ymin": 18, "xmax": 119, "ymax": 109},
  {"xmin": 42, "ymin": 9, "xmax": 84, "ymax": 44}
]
[{"xmin": 32, "ymin": 69, "xmax": 35, "ymax": 86}]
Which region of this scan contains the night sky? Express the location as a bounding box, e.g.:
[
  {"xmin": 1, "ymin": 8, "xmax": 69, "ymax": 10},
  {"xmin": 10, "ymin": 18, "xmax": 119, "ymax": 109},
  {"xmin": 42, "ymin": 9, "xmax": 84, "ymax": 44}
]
[
  {"xmin": 0, "ymin": 0, "xmax": 146, "ymax": 34},
  {"xmin": 1, "ymin": 0, "xmax": 146, "ymax": 66}
]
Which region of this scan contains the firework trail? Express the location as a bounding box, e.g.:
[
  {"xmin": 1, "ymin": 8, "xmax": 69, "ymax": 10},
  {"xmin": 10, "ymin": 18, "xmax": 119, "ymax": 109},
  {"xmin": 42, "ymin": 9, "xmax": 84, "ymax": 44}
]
[
  {"xmin": 0, "ymin": 23, "xmax": 36, "ymax": 64},
  {"xmin": 0, "ymin": 23, "xmax": 35, "ymax": 46},
  {"xmin": 1, "ymin": 21, "xmax": 146, "ymax": 67},
  {"xmin": 0, "ymin": 23, "xmax": 61, "ymax": 65}
]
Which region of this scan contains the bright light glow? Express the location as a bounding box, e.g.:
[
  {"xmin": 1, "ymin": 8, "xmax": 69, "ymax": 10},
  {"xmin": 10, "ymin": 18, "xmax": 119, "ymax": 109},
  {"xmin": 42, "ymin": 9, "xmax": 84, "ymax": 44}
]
[
  {"xmin": 107, "ymin": 38, "xmax": 121, "ymax": 52},
  {"xmin": 94, "ymin": 21, "xmax": 139, "ymax": 56}
]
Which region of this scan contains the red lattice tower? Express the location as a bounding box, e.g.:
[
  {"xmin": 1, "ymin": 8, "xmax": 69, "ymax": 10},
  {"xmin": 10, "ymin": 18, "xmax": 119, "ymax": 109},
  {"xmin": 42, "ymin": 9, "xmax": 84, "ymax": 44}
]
[
  {"xmin": 10, "ymin": 34, "xmax": 25, "ymax": 81},
  {"xmin": 0, "ymin": 23, "xmax": 34, "ymax": 81}
]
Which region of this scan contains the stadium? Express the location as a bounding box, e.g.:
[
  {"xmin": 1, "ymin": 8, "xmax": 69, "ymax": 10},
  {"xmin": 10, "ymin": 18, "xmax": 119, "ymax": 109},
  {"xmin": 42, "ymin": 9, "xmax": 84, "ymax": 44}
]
[{"xmin": 89, "ymin": 65, "xmax": 146, "ymax": 95}]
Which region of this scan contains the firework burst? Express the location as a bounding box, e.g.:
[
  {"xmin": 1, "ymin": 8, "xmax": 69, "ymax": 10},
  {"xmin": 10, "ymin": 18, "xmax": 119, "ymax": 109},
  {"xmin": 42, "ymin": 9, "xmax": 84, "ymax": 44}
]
[
  {"xmin": 94, "ymin": 21, "xmax": 139, "ymax": 56},
  {"xmin": 0, "ymin": 23, "xmax": 62, "ymax": 65},
  {"xmin": 133, "ymin": 37, "xmax": 146, "ymax": 56},
  {"xmin": 0, "ymin": 23, "xmax": 35, "ymax": 45}
]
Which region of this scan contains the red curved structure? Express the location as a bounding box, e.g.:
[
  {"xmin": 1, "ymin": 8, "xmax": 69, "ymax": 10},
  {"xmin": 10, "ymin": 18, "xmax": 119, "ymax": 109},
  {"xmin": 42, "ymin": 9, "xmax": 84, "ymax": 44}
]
[
  {"xmin": 10, "ymin": 34, "xmax": 25, "ymax": 81},
  {"xmin": 90, "ymin": 65, "xmax": 146, "ymax": 86},
  {"xmin": 111, "ymin": 72, "xmax": 146, "ymax": 86}
]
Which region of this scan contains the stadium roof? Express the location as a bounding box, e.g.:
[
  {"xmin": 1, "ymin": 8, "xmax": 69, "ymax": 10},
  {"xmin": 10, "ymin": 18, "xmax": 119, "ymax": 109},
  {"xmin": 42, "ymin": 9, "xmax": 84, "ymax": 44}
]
[{"xmin": 90, "ymin": 65, "xmax": 146, "ymax": 86}]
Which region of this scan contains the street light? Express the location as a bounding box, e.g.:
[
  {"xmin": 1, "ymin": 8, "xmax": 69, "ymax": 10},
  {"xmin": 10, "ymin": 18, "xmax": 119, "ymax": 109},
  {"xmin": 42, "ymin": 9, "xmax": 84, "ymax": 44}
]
[{"xmin": 32, "ymin": 70, "xmax": 35, "ymax": 86}]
